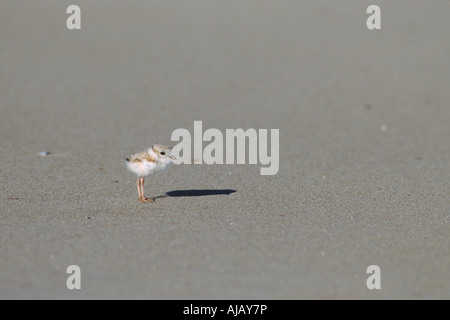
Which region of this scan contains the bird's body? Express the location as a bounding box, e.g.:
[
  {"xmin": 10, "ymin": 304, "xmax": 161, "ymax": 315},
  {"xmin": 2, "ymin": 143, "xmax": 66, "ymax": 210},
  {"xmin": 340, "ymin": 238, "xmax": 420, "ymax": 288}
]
[
  {"xmin": 127, "ymin": 150, "xmax": 167, "ymax": 177},
  {"xmin": 126, "ymin": 144, "xmax": 175, "ymax": 202}
]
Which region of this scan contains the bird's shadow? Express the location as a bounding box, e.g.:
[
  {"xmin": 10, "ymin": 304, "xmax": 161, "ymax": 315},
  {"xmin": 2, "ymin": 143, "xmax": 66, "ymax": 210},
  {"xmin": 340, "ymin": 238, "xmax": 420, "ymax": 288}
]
[{"xmin": 153, "ymin": 189, "xmax": 236, "ymax": 200}]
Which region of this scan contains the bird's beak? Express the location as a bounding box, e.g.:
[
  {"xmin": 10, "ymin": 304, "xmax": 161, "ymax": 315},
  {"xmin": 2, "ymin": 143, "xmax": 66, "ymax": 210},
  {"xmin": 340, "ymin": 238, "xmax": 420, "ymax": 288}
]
[{"xmin": 170, "ymin": 155, "xmax": 176, "ymax": 160}]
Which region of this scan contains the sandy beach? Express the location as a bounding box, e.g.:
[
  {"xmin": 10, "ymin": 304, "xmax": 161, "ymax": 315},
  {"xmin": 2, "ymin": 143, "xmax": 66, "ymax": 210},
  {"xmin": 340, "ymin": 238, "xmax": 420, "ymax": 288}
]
[{"xmin": 0, "ymin": 1, "xmax": 449, "ymax": 299}]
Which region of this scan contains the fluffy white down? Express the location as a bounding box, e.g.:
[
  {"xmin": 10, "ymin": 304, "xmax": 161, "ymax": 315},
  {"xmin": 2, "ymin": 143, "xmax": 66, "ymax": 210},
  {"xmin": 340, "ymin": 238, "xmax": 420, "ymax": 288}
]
[{"xmin": 126, "ymin": 149, "xmax": 172, "ymax": 177}]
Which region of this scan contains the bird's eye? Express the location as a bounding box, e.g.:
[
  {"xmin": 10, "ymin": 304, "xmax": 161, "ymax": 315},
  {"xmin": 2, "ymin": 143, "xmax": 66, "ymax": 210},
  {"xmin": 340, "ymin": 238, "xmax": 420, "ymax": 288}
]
[{"xmin": 161, "ymin": 152, "xmax": 165, "ymax": 155}]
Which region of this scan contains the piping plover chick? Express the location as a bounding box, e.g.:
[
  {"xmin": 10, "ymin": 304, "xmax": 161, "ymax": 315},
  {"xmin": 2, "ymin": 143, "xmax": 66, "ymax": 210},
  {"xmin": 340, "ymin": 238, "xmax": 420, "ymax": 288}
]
[{"xmin": 126, "ymin": 144, "xmax": 175, "ymax": 202}]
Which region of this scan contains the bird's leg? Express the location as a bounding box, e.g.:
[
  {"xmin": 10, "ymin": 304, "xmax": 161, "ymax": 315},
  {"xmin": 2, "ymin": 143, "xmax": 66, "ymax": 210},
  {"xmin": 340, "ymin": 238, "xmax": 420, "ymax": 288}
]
[
  {"xmin": 139, "ymin": 177, "xmax": 154, "ymax": 203},
  {"xmin": 137, "ymin": 178, "xmax": 142, "ymax": 200},
  {"xmin": 140, "ymin": 177, "xmax": 145, "ymax": 200}
]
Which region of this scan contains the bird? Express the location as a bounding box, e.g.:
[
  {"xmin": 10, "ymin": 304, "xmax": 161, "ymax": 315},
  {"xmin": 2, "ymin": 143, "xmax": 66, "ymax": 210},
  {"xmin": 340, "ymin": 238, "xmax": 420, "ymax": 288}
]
[{"xmin": 126, "ymin": 144, "xmax": 175, "ymax": 202}]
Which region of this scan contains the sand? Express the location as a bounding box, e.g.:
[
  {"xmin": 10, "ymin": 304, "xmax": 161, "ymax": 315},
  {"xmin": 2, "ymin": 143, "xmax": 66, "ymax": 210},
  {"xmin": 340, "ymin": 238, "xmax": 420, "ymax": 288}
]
[{"xmin": 0, "ymin": 1, "xmax": 448, "ymax": 299}]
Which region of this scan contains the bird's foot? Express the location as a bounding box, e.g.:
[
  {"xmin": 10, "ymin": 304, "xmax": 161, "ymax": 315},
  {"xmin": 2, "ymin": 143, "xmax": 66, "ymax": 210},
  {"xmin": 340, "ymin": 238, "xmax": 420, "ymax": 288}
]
[{"xmin": 139, "ymin": 196, "xmax": 155, "ymax": 203}]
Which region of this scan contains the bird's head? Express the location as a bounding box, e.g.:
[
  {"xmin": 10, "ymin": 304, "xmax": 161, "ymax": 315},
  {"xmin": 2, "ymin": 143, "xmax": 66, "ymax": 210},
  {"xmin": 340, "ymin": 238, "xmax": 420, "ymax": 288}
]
[{"xmin": 152, "ymin": 144, "xmax": 176, "ymax": 164}]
